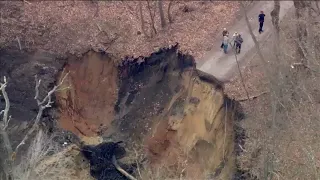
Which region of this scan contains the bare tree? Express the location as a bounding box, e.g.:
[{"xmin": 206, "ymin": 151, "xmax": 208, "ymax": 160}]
[
  {"xmin": 241, "ymin": 3, "xmax": 282, "ymax": 178},
  {"xmin": 13, "ymin": 73, "xmax": 69, "ymax": 157},
  {"xmin": 240, "ymin": 1, "xmax": 320, "ymax": 179},
  {"xmin": 240, "ymin": 3, "xmax": 267, "ymax": 67},
  {"xmin": 147, "ymin": 1, "xmax": 157, "ymax": 36},
  {"xmin": 158, "ymin": 0, "xmax": 166, "ymax": 28},
  {"xmin": 294, "ymin": 1, "xmax": 307, "ymax": 59},
  {"xmin": 13, "ymin": 129, "xmax": 60, "ymax": 180},
  {"xmin": 270, "ymin": 0, "xmax": 280, "ymax": 37},
  {"xmin": 0, "ymin": 77, "xmax": 14, "ymax": 180},
  {"xmin": 233, "ymin": 51, "xmax": 250, "ymax": 101},
  {"xmin": 0, "ymin": 73, "xmax": 69, "ymax": 180},
  {"xmin": 167, "ymin": 1, "xmax": 173, "ymax": 23},
  {"xmin": 128, "ymin": 1, "xmax": 176, "ymax": 37},
  {"xmin": 138, "ymin": 1, "xmax": 149, "ymax": 38},
  {"xmin": 293, "ymin": 1, "xmax": 312, "ymax": 65}
]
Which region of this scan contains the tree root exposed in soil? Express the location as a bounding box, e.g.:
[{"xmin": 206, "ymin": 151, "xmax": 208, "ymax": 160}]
[
  {"xmin": 237, "ymin": 91, "xmax": 269, "ymax": 102},
  {"xmin": 112, "ymin": 155, "xmax": 137, "ymax": 180}
]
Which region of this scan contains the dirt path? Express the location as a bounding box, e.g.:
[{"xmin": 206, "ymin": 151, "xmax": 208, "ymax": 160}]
[{"xmin": 197, "ymin": 1, "xmax": 294, "ymax": 82}]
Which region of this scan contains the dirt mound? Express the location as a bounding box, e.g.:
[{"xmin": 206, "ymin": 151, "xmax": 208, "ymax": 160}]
[{"xmin": 56, "ymin": 45, "xmax": 240, "ymax": 179}]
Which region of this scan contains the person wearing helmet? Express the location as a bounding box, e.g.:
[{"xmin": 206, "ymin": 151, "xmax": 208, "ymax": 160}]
[{"xmin": 221, "ymin": 28, "xmax": 229, "ymax": 48}]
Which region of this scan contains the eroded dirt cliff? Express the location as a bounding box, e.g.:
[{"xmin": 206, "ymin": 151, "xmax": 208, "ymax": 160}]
[{"xmin": 56, "ymin": 45, "xmax": 241, "ymax": 179}]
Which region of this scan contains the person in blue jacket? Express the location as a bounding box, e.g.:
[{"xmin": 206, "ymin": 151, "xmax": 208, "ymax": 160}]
[{"xmin": 259, "ymin": 11, "xmax": 265, "ymax": 34}]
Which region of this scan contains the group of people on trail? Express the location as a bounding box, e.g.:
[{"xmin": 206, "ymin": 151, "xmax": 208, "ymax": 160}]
[
  {"xmin": 220, "ymin": 10, "xmax": 266, "ymax": 54},
  {"xmin": 220, "ymin": 28, "xmax": 243, "ymax": 54}
]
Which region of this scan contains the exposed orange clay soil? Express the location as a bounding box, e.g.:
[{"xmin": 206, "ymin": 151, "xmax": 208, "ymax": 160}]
[
  {"xmin": 56, "ymin": 45, "xmax": 242, "ymax": 179},
  {"xmin": 57, "ymin": 51, "xmax": 118, "ymax": 136}
]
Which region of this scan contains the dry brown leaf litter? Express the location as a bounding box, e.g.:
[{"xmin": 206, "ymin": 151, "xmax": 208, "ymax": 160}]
[{"xmin": 0, "ymin": 1, "xmax": 239, "ymax": 60}]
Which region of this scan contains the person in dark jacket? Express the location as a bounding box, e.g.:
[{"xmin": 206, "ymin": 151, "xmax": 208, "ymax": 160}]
[
  {"xmin": 258, "ymin": 11, "xmax": 265, "ymax": 34},
  {"xmin": 222, "ymin": 28, "xmax": 229, "ymax": 36},
  {"xmin": 235, "ymin": 34, "xmax": 243, "ymax": 54}
]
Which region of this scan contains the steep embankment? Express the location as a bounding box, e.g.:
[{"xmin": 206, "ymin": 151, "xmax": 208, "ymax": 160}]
[
  {"xmin": 57, "ymin": 51, "xmax": 118, "ymax": 136},
  {"xmin": 0, "ymin": 44, "xmax": 243, "ymax": 179},
  {"xmin": 56, "ymin": 45, "xmax": 242, "ymax": 179}
]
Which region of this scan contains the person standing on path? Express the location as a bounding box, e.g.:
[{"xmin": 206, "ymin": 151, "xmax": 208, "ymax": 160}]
[
  {"xmin": 235, "ymin": 34, "xmax": 243, "ymax": 54},
  {"xmin": 222, "ymin": 28, "xmax": 229, "ymax": 36},
  {"xmin": 223, "ymin": 35, "xmax": 229, "ymax": 54},
  {"xmin": 259, "ymin": 11, "xmax": 265, "ymax": 34},
  {"xmin": 221, "ymin": 28, "xmax": 229, "ymax": 48},
  {"xmin": 232, "ymin": 32, "xmax": 238, "ymax": 47}
]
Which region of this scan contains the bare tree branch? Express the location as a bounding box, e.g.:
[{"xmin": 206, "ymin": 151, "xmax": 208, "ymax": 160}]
[
  {"xmin": 16, "ymin": 37, "xmax": 22, "ymax": 51},
  {"xmin": 133, "ymin": 148, "xmax": 142, "ymax": 180},
  {"xmin": 34, "ymin": 76, "xmax": 41, "ymax": 105},
  {"xmin": 158, "ymin": 0, "xmax": 166, "ymax": 28},
  {"xmin": 222, "ymin": 102, "xmax": 228, "ymax": 161},
  {"xmin": 147, "ymin": 0, "xmax": 157, "ymax": 36},
  {"xmin": 0, "ymin": 77, "xmax": 11, "ymax": 130},
  {"xmin": 238, "ymin": 144, "xmax": 247, "ymax": 153},
  {"xmin": 290, "ymin": 62, "xmax": 318, "ymax": 73},
  {"xmin": 0, "ymin": 72, "xmax": 70, "ymax": 180},
  {"xmin": 139, "ymin": 1, "xmax": 150, "ymax": 38},
  {"xmin": 167, "ymin": 1, "xmax": 173, "ymax": 23},
  {"xmin": 13, "ymin": 72, "xmax": 70, "ymax": 158},
  {"xmin": 271, "ymin": 0, "xmax": 280, "ymax": 36},
  {"xmin": 23, "ymin": 0, "xmax": 32, "ymax": 5},
  {"xmin": 112, "ymin": 155, "xmax": 137, "ymax": 180},
  {"xmin": 237, "ymin": 91, "xmax": 269, "ymax": 102},
  {"xmin": 234, "ymin": 50, "xmax": 250, "ymax": 101},
  {"xmin": 120, "ymin": 1, "xmax": 137, "ymax": 18},
  {"xmin": 0, "ymin": 76, "xmax": 14, "ymax": 180}
]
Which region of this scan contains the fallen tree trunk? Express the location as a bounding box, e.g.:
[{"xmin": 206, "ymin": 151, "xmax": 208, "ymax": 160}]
[{"xmin": 112, "ymin": 155, "xmax": 137, "ymax": 180}]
